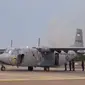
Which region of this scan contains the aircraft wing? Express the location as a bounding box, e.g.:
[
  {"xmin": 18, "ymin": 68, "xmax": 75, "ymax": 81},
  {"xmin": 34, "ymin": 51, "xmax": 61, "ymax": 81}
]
[{"xmin": 37, "ymin": 47, "xmax": 85, "ymax": 53}]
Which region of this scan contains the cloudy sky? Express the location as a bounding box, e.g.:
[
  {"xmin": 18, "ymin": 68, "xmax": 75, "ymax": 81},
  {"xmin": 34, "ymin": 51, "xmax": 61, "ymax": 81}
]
[{"xmin": 0, "ymin": 0, "xmax": 85, "ymax": 48}]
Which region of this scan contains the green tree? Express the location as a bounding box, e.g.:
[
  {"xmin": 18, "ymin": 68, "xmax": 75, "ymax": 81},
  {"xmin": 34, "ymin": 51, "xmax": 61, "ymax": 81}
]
[{"xmin": 74, "ymin": 55, "xmax": 85, "ymax": 61}]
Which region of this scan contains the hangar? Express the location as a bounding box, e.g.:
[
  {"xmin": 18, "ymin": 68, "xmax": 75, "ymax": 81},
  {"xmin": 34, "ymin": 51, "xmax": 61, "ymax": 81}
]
[{"xmin": 0, "ymin": 49, "xmax": 5, "ymax": 54}]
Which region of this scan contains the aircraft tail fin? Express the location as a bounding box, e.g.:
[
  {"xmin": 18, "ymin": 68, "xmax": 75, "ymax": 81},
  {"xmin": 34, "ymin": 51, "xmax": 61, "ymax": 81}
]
[{"xmin": 72, "ymin": 28, "xmax": 84, "ymax": 47}]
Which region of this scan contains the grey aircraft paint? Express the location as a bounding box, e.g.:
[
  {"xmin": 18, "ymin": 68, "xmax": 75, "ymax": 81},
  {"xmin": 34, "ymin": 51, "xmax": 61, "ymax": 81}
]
[{"xmin": 0, "ymin": 29, "xmax": 84, "ymax": 70}]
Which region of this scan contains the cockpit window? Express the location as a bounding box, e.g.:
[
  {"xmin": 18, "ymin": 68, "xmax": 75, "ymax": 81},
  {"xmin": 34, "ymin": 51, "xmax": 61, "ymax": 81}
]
[
  {"xmin": 11, "ymin": 49, "xmax": 19, "ymax": 55},
  {"xmin": 4, "ymin": 48, "xmax": 20, "ymax": 55},
  {"xmin": 11, "ymin": 48, "xmax": 21, "ymax": 55},
  {"xmin": 4, "ymin": 49, "xmax": 12, "ymax": 54},
  {"xmin": 9, "ymin": 50, "xmax": 12, "ymax": 54}
]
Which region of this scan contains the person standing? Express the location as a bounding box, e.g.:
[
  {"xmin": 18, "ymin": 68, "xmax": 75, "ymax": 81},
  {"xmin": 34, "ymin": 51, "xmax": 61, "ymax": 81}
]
[
  {"xmin": 64, "ymin": 63, "xmax": 67, "ymax": 71},
  {"xmin": 81, "ymin": 60, "xmax": 84, "ymax": 71},
  {"xmin": 69, "ymin": 61, "xmax": 72, "ymax": 71},
  {"xmin": 72, "ymin": 59, "xmax": 75, "ymax": 71}
]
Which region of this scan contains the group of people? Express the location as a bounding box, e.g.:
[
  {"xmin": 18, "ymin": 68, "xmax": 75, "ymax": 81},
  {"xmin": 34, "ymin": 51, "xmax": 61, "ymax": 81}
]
[{"xmin": 64, "ymin": 60, "xmax": 84, "ymax": 71}]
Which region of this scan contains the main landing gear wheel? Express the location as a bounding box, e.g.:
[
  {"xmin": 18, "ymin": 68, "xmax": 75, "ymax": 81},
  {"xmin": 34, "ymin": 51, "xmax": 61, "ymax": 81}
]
[
  {"xmin": 1, "ymin": 65, "xmax": 6, "ymax": 71},
  {"xmin": 28, "ymin": 66, "xmax": 33, "ymax": 71},
  {"xmin": 44, "ymin": 67, "xmax": 49, "ymax": 71}
]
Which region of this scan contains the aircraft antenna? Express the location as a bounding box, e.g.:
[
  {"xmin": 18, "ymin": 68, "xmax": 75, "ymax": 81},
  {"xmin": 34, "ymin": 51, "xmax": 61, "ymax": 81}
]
[
  {"xmin": 11, "ymin": 40, "xmax": 13, "ymax": 48},
  {"xmin": 38, "ymin": 38, "xmax": 40, "ymax": 47}
]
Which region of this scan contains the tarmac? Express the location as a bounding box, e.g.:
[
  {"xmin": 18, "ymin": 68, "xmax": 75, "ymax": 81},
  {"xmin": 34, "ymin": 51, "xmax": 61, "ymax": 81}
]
[{"xmin": 0, "ymin": 66, "xmax": 85, "ymax": 85}]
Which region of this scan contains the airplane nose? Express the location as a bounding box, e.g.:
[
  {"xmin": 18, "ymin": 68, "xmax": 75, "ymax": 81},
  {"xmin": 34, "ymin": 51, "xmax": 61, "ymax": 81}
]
[
  {"xmin": 0, "ymin": 53, "xmax": 24, "ymax": 66},
  {"xmin": 0, "ymin": 54, "xmax": 12, "ymax": 65}
]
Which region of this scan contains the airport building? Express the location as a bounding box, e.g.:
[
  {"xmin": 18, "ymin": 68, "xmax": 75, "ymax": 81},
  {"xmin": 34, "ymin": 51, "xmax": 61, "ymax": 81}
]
[{"xmin": 0, "ymin": 49, "xmax": 5, "ymax": 54}]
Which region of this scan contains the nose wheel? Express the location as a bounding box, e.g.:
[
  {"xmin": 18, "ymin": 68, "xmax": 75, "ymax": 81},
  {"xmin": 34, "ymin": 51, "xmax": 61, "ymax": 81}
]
[
  {"xmin": 28, "ymin": 66, "xmax": 33, "ymax": 71},
  {"xmin": 1, "ymin": 65, "xmax": 6, "ymax": 71}
]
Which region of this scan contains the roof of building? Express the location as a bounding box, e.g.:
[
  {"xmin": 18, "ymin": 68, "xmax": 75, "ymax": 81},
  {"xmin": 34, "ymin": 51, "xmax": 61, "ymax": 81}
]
[{"xmin": 0, "ymin": 49, "xmax": 6, "ymax": 54}]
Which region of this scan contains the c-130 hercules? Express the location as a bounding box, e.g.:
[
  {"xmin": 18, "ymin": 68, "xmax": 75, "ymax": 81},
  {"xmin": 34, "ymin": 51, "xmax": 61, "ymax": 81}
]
[{"xmin": 0, "ymin": 29, "xmax": 85, "ymax": 71}]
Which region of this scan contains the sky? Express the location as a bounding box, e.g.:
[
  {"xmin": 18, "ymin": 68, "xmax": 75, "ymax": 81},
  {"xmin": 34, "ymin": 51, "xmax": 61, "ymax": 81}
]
[{"xmin": 0, "ymin": 0, "xmax": 85, "ymax": 48}]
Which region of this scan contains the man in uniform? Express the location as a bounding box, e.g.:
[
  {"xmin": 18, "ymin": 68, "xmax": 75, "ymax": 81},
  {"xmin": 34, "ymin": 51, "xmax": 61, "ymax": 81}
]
[
  {"xmin": 69, "ymin": 61, "xmax": 72, "ymax": 71},
  {"xmin": 64, "ymin": 63, "xmax": 67, "ymax": 71},
  {"xmin": 81, "ymin": 60, "xmax": 84, "ymax": 71},
  {"xmin": 72, "ymin": 59, "xmax": 75, "ymax": 71}
]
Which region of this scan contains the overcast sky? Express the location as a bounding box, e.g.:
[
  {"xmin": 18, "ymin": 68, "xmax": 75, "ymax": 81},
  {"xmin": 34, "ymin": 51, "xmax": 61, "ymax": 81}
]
[{"xmin": 0, "ymin": 0, "xmax": 85, "ymax": 48}]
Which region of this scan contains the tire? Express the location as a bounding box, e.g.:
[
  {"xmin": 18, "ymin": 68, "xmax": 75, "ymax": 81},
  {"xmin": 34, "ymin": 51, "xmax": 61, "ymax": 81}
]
[
  {"xmin": 28, "ymin": 66, "xmax": 33, "ymax": 71},
  {"xmin": 1, "ymin": 66, "xmax": 5, "ymax": 71},
  {"xmin": 44, "ymin": 67, "xmax": 49, "ymax": 71}
]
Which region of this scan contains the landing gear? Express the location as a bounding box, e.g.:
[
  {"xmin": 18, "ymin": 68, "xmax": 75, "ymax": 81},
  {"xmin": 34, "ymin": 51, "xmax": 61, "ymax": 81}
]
[
  {"xmin": 44, "ymin": 67, "xmax": 49, "ymax": 71},
  {"xmin": 28, "ymin": 66, "xmax": 33, "ymax": 71},
  {"xmin": 1, "ymin": 65, "xmax": 6, "ymax": 71}
]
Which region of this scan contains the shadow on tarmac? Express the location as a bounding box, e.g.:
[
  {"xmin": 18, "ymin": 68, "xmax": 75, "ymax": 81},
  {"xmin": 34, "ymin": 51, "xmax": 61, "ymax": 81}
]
[{"xmin": 4, "ymin": 68, "xmax": 85, "ymax": 74}]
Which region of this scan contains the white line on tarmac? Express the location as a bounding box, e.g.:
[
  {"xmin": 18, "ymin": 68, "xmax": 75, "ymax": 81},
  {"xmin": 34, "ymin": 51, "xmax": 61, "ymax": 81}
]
[{"xmin": 0, "ymin": 77, "xmax": 85, "ymax": 81}]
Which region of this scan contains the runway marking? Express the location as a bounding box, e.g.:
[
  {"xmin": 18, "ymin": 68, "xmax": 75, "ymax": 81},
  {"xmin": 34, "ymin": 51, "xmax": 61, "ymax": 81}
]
[
  {"xmin": 0, "ymin": 79, "xmax": 30, "ymax": 82},
  {"xmin": 0, "ymin": 76, "xmax": 85, "ymax": 81},
  {"xmin": 35, "ymin": 76, "xmax": 85, "ymax": 80}
]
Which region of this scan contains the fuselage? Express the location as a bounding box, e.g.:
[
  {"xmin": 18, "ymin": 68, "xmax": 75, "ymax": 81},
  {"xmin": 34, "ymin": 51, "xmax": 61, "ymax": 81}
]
[{"xmin": 0, "ymin": 48, "xmax": 77, "ymax": 68}]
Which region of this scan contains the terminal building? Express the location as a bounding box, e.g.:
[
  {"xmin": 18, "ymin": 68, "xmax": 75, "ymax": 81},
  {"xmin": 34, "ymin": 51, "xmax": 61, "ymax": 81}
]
[{"xmin": 0, "ymin": 49, "xmax": 5, "ymax": 54}]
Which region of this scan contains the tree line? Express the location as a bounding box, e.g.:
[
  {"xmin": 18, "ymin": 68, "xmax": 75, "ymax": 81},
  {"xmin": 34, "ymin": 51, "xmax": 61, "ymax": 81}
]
[{"xmin": 74, "ymin": 55, "xmax": 85, "ymax": 61}]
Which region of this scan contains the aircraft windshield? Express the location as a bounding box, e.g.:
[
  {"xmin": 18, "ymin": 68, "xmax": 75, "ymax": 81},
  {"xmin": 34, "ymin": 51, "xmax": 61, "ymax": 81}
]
[
  {"xmin": 4, "ymin": 49, "xmax": 12, "ymax": 54},
  {"xmin": 11, "ymin": 49, "xmax": 20, "ymax": 55},
  {"xmin": 4, "ymin": 48, "xmax": 20, "ymax": 55}
]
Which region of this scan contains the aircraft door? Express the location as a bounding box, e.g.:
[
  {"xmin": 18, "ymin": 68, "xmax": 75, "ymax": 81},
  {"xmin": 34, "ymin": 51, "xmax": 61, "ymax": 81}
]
[
  {"xmin": 17, "ymin": 54, "xmax": 24, "ymax": 66},
  {"xmin": 55, "ymin": 53, "xmax": 59, "ymax": 65}
]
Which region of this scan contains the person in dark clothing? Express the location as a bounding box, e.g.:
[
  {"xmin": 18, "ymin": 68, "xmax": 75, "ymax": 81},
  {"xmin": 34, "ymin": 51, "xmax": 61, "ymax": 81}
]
[
  {"xmin": 69, "ymin": 61, "xmax": 72, "ymax": 71},
  {"xmin": 64, "ymin": 63, "xmax": 67, "ymax": 71},
  {"xmin": 72, "ymin": 59, "xmax": 75, "ymax": 71},
  {"xmin": 81, "ymin": 60, "xmax": 84, "ymax": 71}
]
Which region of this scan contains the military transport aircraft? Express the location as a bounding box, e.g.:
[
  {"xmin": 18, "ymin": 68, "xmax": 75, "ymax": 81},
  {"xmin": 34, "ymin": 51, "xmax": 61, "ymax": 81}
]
[
  {"xmin": 0, "ymin": 46, "xmax": 85, "ymax": 71},
  {"xmin": 0, "ymin": 28, "xmax": 84, "ymax": 71}
]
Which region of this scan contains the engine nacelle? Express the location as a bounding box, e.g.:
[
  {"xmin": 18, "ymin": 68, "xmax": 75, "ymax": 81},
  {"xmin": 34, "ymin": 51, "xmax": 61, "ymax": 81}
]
[
  {"xmin": 59, "ymin": 51, "xmax": 77, "ymax": 65},
  {"xmin": 68, "ymin": 51, "xmax": 77, "ymax": 60}
]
